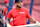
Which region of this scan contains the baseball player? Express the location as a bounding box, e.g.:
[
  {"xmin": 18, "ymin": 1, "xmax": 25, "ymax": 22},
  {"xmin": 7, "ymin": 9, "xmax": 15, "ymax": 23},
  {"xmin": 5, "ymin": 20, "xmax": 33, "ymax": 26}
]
[{"xmin": 6, "ymin": 0, "xmax": 39, "ymax": 26}]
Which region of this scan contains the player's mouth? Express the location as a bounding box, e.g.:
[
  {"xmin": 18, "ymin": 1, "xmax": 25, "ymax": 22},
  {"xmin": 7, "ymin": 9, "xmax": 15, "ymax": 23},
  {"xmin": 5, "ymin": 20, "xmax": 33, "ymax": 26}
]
[{"xmin": 17, "ymin": 5, "xmax": 21, "ymax": 8}]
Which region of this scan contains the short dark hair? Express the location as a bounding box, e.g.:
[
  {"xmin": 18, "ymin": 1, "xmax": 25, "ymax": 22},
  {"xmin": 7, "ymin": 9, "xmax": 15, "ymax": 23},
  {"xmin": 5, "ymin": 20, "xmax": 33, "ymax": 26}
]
[{"xmin": 15, "ymin": 0, "xmax": 22, "ymax": 3}]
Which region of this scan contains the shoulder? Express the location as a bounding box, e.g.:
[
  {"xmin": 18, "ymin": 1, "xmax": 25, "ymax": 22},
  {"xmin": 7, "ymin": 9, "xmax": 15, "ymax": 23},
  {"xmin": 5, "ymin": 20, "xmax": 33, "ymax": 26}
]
[
  {"xmin": 22, "ymin": 7, "xmax": 29, "ymax": 11},
  {"xmin": 4, "ymin": 7, "xmax": 8, "ymax": 11},
  {"xmin": 9, "ymin": 7, "xmax": 16, "ymax": 13},
  {"xmin": 4, "ymin": 7, "xmax": 8, "ymax": 13},
  {"xmin": 12, "ymin": 7, "xmax": 16, "ymax": 10},
  {"xmin": 9, "ymin": 10, "xmax": 12, "ymax": 13}
]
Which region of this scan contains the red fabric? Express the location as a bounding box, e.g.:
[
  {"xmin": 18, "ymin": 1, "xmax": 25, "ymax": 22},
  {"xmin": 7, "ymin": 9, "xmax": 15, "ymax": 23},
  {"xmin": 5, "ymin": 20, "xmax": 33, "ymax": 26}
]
[
  {"xmin": 8, "ymin": 7, "xmax": 30, "ymax": 26},
  {"xmin": 4, "ymin": 7, "xmax": 8, "ymax": 20},
  {"xmin": 10, "ymin": 21, "xmax": 13, "ymax": 26},
  {"xmin": 4, "ymin": 0, "xmax": 9, "ymax": 3}
]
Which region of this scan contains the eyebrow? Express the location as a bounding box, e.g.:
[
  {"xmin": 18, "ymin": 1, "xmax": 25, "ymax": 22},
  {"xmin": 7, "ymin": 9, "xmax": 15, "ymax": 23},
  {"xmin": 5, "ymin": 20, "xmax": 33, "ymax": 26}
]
[{"xmin": 17, "ymin": 1, "xmax": 22, "ymax": 3}]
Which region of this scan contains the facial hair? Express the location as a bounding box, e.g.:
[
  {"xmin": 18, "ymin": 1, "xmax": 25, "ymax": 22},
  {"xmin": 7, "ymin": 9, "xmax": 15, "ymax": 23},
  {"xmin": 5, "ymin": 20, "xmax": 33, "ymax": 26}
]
[{"xmin": 17, "ymin": 5, "xmax": 21, "ymax": 8}]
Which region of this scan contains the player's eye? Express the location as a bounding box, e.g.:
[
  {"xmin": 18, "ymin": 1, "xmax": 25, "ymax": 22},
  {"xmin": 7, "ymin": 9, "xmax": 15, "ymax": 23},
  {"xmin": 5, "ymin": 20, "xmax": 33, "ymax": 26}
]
[{"xmin": 17, "ymin": 1, "xmax": 20, "ymax": 3}]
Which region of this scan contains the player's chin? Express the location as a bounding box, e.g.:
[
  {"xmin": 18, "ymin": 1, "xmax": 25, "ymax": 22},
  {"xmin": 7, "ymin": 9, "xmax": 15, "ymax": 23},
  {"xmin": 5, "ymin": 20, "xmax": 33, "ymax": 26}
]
[{"xmin": 19, "ymin": 7, "xmax": 21, "ymax": 8}]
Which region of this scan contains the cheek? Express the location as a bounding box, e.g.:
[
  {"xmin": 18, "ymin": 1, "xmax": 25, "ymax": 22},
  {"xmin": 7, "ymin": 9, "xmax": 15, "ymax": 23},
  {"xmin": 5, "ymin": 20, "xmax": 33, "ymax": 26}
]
[
  {"xmin": 21, "ymin": 3, "xmax": 23, "ymax": 6},
  {"xmin": 6, "ymin": 4, "xmax": 9, "ymax": 6}
]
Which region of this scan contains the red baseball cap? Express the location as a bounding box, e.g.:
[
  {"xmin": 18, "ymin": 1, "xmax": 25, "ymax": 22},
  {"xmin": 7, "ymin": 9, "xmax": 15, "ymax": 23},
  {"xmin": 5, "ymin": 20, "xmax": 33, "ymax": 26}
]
[{"xmin": 4, "ymin": 0, "xmax": 9, "ymax": 4}]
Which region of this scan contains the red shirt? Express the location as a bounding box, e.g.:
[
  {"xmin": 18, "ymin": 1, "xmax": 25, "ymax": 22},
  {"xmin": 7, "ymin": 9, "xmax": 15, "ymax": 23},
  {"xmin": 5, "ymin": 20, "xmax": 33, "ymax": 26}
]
[
  {"xmin": 8, "ymin": 7, "xmax": 30, "ymax": 26},
  {"xmin": 4, "ymin": 7, "xmax": 8, "ymax": 20}
]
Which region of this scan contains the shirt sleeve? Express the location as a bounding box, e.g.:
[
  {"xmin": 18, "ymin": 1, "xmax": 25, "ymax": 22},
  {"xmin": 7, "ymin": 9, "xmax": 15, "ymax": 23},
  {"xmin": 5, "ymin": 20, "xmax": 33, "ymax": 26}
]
[
  {"xmin": 8, "ymin": 11, "xmax": 12, "ymax": 19},
  {"xmin": 4, "ymin": 8, "xmax": 8, "ymax": 15},
  {"xmin": 26, "ymin": 9, "xmax": 31, "ymax": 19},
  {"xmin": 4, "ymin": 8, "xmax": 7, "ymax": 20},
  {"xmin": 4, "ymin": 9, "xmax": 6, "ymax": 15}
]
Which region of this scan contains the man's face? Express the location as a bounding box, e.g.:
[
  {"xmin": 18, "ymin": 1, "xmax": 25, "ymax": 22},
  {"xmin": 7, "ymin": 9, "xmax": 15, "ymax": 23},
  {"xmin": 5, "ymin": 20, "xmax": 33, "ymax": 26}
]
[
  {"xmin": 0, "ymin": 9, "xmax": 2, "ymax": 14},
  {"xmin": 6, "ymin": 3, "xmax": 9, "ymax": 7},
  {"xmin": 15, "ymin": 1, "xmax": 22, "ymax": 8}
]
